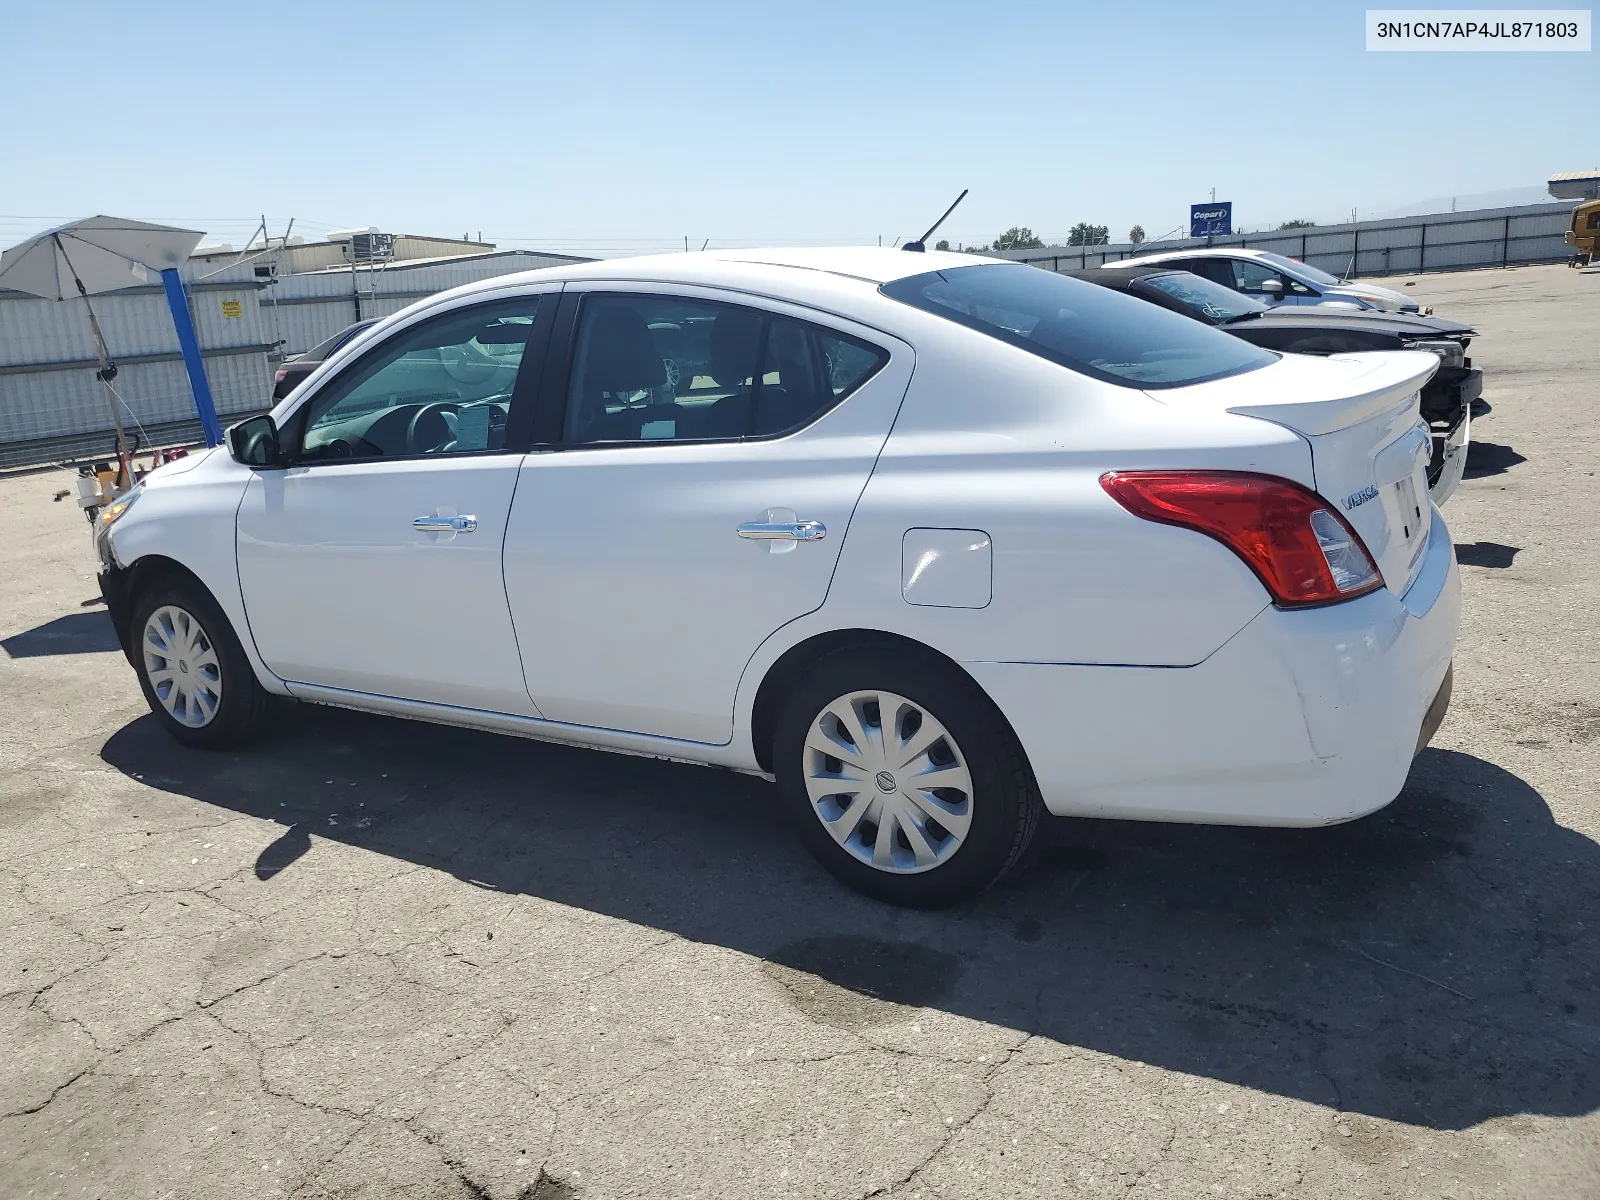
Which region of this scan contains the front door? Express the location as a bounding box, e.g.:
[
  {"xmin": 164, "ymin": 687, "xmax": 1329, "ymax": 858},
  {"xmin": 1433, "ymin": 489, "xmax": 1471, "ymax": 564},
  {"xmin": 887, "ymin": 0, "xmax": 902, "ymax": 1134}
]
[
  {"xmin": 502, "ymin": 288, "xmax": 912, "ymax": 744},
  {"xmin": 236, "ymin": 291, "xmax": 555, "ymax": 713}
]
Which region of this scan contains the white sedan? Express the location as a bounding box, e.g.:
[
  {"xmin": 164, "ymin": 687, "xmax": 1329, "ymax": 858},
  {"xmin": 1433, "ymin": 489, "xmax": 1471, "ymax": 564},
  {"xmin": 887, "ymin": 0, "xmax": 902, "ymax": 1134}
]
[
  {"xmin": 1102, "ymin": 248, "xmax": 1426, "ymax": 314},
  {"xmin": 95, "ymin": 248, "xmax": 1460, "ymax": 907}
]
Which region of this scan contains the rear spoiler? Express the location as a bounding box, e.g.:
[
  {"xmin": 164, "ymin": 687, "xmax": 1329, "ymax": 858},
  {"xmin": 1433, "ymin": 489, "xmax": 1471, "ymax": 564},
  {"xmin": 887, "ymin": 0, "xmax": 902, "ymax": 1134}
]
[{"xmin": 1224, "ymin": 351, "xmax": 1439, "ymax": 436}]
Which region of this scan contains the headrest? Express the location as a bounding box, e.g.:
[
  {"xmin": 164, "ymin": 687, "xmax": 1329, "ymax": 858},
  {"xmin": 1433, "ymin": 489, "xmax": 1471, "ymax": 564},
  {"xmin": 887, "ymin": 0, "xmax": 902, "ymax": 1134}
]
[
  {"xmin": 583, "ymin": 304, "xmax": 665, "ymax": 393},
  {"xmin": 709, "ymin": 309, "xmax": 762, "ymax": 388}
]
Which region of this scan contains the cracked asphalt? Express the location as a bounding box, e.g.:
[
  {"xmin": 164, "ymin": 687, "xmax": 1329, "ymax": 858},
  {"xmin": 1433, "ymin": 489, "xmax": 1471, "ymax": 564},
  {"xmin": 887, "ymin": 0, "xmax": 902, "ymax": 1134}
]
[{"xmin": 2, "ymin": 263, "xmax": 1597, "ymax": 1199}]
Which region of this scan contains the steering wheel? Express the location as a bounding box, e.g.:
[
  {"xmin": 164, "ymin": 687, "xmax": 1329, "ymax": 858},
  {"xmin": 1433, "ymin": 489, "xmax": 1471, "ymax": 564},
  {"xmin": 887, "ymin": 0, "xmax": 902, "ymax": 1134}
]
[{"xmin": 405, "ymin": 402, "xmax": 459, "ymax": 455}]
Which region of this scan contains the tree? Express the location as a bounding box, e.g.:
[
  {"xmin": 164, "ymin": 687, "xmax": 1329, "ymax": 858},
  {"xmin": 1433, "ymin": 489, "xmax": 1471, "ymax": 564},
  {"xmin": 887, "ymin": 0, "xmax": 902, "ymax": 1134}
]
[
  {"xmin": 934, "ymin": 239, "xmax": 950, "ymax": 251},
  {"xmin": 1067, "ymin": 223, "xmax": 1109, "ymax": 247},
  {"xmin": 1128, "ymin": 225, "xmax": 1146, "ymax": 245},
  {"xmin": 1278, "ymin": 219, "xmax": 1316, "ymax": 229},
  {"xmin": 991, "ymin": 226, "xmax": 1044, "ymax": 251}
]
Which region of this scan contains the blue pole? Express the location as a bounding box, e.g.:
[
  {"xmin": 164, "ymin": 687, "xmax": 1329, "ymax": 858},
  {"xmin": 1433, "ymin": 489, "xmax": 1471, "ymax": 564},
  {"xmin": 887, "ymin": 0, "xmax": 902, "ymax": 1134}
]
[{"xmin": 159, "ymin": 268, "xmax": 223, "ymax": 447}]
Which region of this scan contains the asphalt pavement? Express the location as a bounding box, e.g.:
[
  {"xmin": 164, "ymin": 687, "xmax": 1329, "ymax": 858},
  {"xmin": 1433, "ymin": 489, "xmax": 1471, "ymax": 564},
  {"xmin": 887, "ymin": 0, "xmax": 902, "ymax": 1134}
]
[{"xmin": 1, "ymin": 262, "xmax": 1596, "ymax": 1199}]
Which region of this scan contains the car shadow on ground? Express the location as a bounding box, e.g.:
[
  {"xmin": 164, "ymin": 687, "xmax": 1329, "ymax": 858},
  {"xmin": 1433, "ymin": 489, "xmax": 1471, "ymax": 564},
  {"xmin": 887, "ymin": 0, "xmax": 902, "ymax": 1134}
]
[
  {"xmin": 1464, "ymin": 441, "xmax": 1526, "ymax": 479},
  {"xmin": 2, "ymin": 609, "xmax": 119, "ymax": 658},
  {"xmin": 101, "ymin": 706, "xmax": 1598, "ymax": 1132},
  {"xmin": 1454, "ymin": 542, "xmax": 1521, "ymax": 568}
]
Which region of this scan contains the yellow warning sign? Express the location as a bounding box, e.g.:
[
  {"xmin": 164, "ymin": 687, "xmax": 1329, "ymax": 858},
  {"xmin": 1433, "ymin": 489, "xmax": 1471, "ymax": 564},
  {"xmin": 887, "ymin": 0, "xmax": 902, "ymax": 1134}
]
[{"xmin": 220, "ymin": 300, "xmax": 243, "ymax": 319}]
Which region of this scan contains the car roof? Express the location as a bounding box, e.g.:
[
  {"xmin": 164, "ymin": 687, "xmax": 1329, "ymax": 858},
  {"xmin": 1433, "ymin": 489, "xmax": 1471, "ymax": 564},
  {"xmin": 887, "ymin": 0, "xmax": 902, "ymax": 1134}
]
[
  {"xmin": 1065, "ymin": 266, "xmax": 1173, "ymax": 288},
  {"xmin": 1103, "ymin": 247, "xmax": 1278, "ymax": 267},
  {"xmin": 438, "ymin": 246, "xmax": 1019, "ymax": 305}
]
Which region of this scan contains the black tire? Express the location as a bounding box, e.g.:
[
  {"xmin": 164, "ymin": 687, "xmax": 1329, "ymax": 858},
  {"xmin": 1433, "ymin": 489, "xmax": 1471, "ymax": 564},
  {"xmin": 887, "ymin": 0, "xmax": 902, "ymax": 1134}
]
[
  {"xmin": 773, "ymin": 646, "xmax": 1041, "ymax": 908},
  {"xmin": 129, "ymin": 574, "xmax": 273, "ymax": 748}
]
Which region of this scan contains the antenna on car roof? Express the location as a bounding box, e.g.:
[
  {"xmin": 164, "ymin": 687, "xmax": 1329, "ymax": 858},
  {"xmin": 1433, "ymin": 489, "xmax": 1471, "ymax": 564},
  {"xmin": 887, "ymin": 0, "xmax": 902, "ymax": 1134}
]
[{"xmin": 902, "ymin": 189, "xmax": 969, "ymax": 252}]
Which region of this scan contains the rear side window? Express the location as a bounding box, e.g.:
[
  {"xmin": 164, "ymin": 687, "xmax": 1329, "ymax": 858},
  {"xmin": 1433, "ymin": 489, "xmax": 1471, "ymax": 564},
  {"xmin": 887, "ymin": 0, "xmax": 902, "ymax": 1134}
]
[
  {"xmin": 562, "ymin": 294, "xmax": 887, "ymax": 444},
  {"xmin": 884, "ymin": 265, "xmax": 1274, "ymax": 388}
]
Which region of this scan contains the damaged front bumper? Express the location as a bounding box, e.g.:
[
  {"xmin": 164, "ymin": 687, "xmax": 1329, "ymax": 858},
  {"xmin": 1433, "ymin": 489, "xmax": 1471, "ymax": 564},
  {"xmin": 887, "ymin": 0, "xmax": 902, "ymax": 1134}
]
[
  {"xmin": 98, "ymin": 565, "xmax": 136, "ymax": 665},
  {"xmin": 1422, "ymin": 368, "xmax": 1481, "ymax": 505}
]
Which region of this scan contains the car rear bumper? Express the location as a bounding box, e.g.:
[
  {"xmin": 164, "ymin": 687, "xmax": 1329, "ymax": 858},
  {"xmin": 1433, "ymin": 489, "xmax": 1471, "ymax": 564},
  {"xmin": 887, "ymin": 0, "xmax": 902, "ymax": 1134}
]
[{"xmin": 965, "ymin": 506, "xmax": 1461, "ymax": 826}]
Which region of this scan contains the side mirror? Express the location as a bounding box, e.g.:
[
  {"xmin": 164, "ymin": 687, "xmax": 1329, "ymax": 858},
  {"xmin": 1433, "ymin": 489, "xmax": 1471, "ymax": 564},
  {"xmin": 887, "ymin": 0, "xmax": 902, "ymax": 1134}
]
[
  {"xmin": 228, "ymin": 415, "xmax": 283, "ymax": 468},
  {"xmin": 1257, "ymin": 278, "xmax": 1284, "ymax": 300}
]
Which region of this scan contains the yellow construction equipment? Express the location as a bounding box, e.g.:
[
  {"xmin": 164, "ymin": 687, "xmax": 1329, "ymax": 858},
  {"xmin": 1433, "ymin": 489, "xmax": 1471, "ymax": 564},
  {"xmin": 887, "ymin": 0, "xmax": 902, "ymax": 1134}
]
[{"xmin": 1567, "ymin": 198, "xmax": 1600, "ymax": 266}]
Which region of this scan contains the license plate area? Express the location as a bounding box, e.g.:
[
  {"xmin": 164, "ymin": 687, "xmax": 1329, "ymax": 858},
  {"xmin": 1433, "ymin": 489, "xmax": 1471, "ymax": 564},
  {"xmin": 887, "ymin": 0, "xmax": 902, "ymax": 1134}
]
[{"xmin": 1393, "ymin": 473, "xmax": 1424, "ymax": 542}]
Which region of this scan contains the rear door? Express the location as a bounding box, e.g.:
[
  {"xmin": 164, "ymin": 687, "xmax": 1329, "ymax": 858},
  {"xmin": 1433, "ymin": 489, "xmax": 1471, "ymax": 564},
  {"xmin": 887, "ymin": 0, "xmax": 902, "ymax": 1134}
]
[{"xmin": 502, "ymin": 286, "xmax": 912, "ymax": 744}]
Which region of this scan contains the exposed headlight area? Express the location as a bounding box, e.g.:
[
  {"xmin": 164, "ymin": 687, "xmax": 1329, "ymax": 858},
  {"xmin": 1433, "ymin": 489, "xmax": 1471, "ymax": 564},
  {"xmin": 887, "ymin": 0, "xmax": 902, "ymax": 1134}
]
[
  {"xmin": 1404, "ymin": 339, "xmax": 1467, "ymax": 370},
  {"xmin": 96, "ymin": 485, "xmax": 142, "ymax": 530},
  {"xmin": 93, "ymin": 484, "xmax": 140, "ymax": 568}
]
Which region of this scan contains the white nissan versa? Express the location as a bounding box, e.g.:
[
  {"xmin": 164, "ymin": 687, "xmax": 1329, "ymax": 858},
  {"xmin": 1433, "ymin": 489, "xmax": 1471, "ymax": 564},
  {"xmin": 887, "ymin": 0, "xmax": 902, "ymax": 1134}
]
[{"xmin": 95, "ymin": 248, "xmax": 1460, "ymax": 907}]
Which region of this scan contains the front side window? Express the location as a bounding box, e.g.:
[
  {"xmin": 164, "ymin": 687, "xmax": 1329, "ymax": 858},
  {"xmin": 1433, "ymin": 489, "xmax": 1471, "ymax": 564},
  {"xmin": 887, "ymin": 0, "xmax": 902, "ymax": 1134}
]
[
  {"xmin": 881, "ymin": 264, "xmax": 1276, "ymax": 388},
  {"xmin": 563, "ymin": 295, "xmax": 887, "ymax": 444},
  {"xmin": 1231, "ymin": 259, "xmax": 1290, "ymax": 295},
  {"xmin": 296, "ymin": 299, "xmax": 540, "ymax": 462}
]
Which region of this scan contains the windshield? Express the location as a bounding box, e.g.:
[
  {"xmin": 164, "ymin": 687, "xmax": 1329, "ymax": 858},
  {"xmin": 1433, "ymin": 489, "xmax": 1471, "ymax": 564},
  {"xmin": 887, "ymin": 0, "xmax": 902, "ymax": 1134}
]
[
  {"xmin": 881, "ymin": 264, "xmax": 1276, "ymax": 388},
  {"xmin": 1256, "ymin": 251, "xmax": 1342, "ymax": 287},
  {"xmin": 1139, "ymin": 272, "xmax": 1270, "ymax": 322}
]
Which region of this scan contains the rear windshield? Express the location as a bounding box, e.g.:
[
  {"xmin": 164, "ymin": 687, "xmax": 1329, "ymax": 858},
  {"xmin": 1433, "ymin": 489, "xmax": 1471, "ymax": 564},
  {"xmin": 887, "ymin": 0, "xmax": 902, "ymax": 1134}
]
[{"xmin": 881, "ymin": 264, "xmax": 1276, "ymax": 388}]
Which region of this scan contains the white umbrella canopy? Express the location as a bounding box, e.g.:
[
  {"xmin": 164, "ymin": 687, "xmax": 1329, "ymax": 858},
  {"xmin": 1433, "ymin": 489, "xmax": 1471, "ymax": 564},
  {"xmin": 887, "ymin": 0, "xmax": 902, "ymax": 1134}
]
[
  {"xmin": 0, "ymin": 216, "xmax": 203, "ymax": 300},
  {"xmin": 0, "ymin": 217, "xmax": 216, "ymax": 475}
]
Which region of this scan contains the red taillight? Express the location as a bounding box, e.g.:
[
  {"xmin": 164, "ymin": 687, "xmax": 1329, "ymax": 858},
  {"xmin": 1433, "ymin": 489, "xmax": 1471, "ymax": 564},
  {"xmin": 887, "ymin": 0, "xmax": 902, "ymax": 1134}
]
[
  {"xmin": 1100, "ymin": 470, "xmax": 1382, "ymax": 608},
  {"xmin": 273, "ymin": 369, "xmax": 288, "ymax": 383}
]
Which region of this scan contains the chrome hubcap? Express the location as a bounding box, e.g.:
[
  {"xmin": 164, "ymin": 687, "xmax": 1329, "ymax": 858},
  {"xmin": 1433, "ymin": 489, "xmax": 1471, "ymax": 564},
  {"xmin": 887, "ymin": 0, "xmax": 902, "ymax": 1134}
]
[
  {"xmin": 803, "ymin": 689, "xmax": 974, "ymax": 875},
  {"xmin": 142, "ymin": 605, "xmax": 223, "ymax": 728}
]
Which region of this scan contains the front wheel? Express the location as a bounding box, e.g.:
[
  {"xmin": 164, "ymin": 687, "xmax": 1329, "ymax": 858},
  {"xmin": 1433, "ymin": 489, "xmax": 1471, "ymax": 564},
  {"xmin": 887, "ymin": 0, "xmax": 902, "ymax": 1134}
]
[
  {"xmin": 130, "ymin": 576, "xmax": 272, "ymax": 748},
  {"xmin": 773, "ymin": 648, "xmax": 1041, "ymax": 907}
]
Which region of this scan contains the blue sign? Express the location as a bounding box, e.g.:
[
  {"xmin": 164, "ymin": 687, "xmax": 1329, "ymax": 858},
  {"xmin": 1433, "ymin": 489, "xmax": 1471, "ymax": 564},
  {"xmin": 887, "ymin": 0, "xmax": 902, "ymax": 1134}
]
[{"xmin": 1190, "ymin": 202, "xmax": 1233, "ymax": 238}]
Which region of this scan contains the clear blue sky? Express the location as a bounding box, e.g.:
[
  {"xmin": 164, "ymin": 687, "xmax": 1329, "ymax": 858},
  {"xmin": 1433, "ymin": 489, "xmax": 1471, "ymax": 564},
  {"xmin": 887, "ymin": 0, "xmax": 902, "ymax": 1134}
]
[{"xmin": 1, "ymin": 0, "xmax": 1592, "ymax": 254}]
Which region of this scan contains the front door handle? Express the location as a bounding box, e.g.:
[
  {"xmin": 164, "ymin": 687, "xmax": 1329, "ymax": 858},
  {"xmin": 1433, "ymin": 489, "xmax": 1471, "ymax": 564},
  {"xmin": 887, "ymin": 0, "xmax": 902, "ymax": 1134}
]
[
  {"xmin": 413, "ymin": 514, "xmax": 478, "ymax": 533},
  {"xmin": 737, "ymin": 520, "xmax": 827, "ymax": 542}
]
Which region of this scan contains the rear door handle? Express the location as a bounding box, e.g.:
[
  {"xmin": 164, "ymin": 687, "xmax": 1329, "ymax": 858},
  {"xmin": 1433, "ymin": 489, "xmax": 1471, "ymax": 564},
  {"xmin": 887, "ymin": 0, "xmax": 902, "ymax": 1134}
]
[
  {"xmin": 413, "ymin": 514, "xmax": 478, "ymax": 533},
  {"xmin": 737, "ymin": 520, "xmax": 827, "ymax": 542}
]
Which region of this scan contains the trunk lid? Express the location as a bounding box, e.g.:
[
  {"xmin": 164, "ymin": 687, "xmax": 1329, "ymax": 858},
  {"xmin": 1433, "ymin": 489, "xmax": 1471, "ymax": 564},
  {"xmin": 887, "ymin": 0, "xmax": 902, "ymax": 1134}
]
[{"xmin": 1149, "ymin": 350, "xmax": 1442, "ymax": 596}]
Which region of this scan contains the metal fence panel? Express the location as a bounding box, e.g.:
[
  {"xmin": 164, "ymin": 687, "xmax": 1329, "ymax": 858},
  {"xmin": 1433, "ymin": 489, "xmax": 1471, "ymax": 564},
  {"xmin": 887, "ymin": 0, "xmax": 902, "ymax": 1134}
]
[
  {"xmin": 1004, "ymin": 201, "xmax": 1577, "ymax": 278},
  {"xmin": 0, "ymin": 351, "xmax": 272, "ymax": 449},
  {"xmin": 0, "ymin": 250, "xmax": 582, "ymax": 464}
]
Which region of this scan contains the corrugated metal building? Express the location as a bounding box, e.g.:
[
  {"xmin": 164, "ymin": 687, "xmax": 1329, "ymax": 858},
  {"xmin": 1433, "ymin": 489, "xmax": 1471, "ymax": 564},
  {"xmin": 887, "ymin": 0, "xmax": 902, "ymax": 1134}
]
[
  {"xmin": 0, "ymin": 235, "xmax": 587, "ymax": 467},
  {"xmin": 1547, "ymin": 170, "xmax": 1600, "ymax": 201}
]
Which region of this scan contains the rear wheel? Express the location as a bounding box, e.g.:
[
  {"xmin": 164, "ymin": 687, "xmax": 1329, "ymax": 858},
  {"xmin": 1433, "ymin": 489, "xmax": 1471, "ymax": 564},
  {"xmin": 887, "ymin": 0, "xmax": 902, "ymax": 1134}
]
[
  {"xmin": 130, "ymin": 576, "xmax": 272, "ymax": 748},
  {"xmin": 773, "ymin": 647, "xmax": 1040, "ymax": 907}
]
